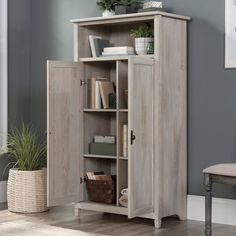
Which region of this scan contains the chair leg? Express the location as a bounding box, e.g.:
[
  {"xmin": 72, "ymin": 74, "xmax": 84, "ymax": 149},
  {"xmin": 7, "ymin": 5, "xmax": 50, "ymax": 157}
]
[{"xmin": 205, "ymin": 173, "xmax": 212, "ymax": 236}]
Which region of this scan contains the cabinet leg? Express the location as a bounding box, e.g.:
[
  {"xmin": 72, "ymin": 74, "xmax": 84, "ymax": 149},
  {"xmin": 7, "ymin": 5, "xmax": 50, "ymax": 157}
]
[
  {"xmin": 74, "ymin": 207, "xmax": 80, "ymax": 217},
  {"xmin": 154, "ymin": 219, "xmax": 162, "ymax": 229}
]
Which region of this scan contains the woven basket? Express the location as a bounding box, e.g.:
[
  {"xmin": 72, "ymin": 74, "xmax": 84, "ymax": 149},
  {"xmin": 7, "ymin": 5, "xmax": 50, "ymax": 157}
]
[
  {"xmin": 7, "ymin": 168, "xmax": 48, "ymax": 213},
  {"xmin": 86, "ymin": 176, "xmax": 116, "ymax": 204}
]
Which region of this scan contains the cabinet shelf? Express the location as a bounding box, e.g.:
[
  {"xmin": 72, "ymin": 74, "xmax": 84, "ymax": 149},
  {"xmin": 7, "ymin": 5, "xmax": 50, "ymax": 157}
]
[
  {"xmin": 80, "ymin": 55, "xmax": 154, "ymax": 62},
  {"xmin": 83, "ymin": 109, "xmax": 117, "ymax": 113},
  {"xmin": 119, "ymin": 109, "xmax": 128, "ymax": 112},
  {"xmin": 84, "ymin": 154, "xmax": 117, "ymax": 160},
  {"xmin": 76, "ymin": 202, "xmax": 128, "ymax": 215}
]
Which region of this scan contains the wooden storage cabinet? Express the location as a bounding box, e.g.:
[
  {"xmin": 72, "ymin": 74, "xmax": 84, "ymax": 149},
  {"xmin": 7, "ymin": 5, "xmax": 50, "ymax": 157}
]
[{"xmin": 47, "ymin": 12, "xmax": 190, "ymax": 228}]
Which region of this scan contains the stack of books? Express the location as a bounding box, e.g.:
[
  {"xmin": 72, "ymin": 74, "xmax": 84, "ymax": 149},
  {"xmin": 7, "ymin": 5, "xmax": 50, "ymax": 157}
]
[
  {"xmin": 87, "ymin": 78, "xmax": 115, "ymax": 109},
  {"xmin": 102, "ymin": 47, "xmax": 135, "ymax": 56},
  {"xmin": 89, "ymin": 35, "xmax": 135, "ymax": 57},
  {"xmin": 89, "ymin": 135, "xmax": 116, "ymax": 156}
]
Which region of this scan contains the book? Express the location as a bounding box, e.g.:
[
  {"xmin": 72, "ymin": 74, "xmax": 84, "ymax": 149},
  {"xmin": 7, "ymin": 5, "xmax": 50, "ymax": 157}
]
[
  {"xmin": 98, "ymin": 81, "xmax": 115, "ymax": 109},
  {"xmin": 95, "ymin": 81, "xmax": 102, "ymax": 109},
  {"xmin": 102, "ymin": 52, "xmax": 135, "ymax": 56},
  {"xmin": 95, "ymin": 175, "xmax": 112, "ymax": 181},
  {"xmin": 93, "ymin": 38, "xmax": 110, "ymax": 57},
  {"xmin": 122, "ymin": 124, "xmax": 128, "ymax": 157},
  {"xmin": 89, "ymin": 35, "xmax": 102, "ymax": 57},
  {"xmin": 90, "ymin": 77, "xmax": 96, "ymax": 109},
  {"xmin": 103, "ymin": 46, "xmax": 135, "ymax": 53},
  {"xmin": 86, "ymin": 171, "xmax": 105, "ymax": 180},
  {"xmin": 94, "ymin": 136, "xmax": 116, "ymax": 144}
]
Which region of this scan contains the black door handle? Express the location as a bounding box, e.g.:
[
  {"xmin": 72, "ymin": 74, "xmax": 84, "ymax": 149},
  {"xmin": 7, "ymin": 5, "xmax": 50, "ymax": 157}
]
[{"xmin": 131, "ymin": 130, "xmax": 136, "ymax": 145}]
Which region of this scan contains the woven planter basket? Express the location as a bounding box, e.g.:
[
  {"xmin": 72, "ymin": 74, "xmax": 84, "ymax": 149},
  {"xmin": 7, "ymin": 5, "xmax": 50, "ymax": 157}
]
[{"xmin": 7, "ymin": 168, "xmax": 48, "ymax": 213}]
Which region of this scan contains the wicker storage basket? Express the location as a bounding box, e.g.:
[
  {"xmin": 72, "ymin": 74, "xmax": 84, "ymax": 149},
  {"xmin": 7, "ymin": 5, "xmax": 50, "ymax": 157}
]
[
  {"xmin": 7, "ymin": 168, "xmax": 48, "ymax": 213},
  {"xmin": 86, "ymin": 176, "xmax": 116, "ymax": 204}
]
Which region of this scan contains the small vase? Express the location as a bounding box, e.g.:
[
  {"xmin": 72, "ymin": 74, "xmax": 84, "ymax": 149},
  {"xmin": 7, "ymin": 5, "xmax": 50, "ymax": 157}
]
[
  {"xmin": 135, "ymin": 37, "xmax": 154, "ymax": 55},
  {"xmin": 102, "ymin": 10, "xmax": 115, "ymax": 17}
]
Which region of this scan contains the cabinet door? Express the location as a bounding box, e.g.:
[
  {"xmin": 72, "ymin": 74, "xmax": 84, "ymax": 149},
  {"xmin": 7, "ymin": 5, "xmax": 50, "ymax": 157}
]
[
  {"xmin": 128, "ymin": 57, "xmax": 154, "ymax": 218},
  {"xmin": 47, "ymin": 60, "xmax": 83, "ymax": 207}
]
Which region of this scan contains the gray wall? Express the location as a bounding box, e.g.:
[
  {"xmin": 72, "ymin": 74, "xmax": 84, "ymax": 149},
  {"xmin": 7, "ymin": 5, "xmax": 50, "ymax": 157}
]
[
  {"xmin": 8, "ymin": 0, "xmax": 236, "ymax": 198},
  {"xmin": 0, "ymin": 0, "xmax": 31, "ymax": 180}
]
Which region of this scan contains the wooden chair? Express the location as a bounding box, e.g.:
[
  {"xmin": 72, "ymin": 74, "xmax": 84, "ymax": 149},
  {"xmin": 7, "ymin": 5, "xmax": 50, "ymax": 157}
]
[{"xmin": 203, "ymin": 164, "xmax": 236, "ymax": 236}]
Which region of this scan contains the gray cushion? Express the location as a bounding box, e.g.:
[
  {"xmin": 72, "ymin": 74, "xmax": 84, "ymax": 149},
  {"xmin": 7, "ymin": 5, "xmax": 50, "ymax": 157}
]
[{"xmin": 203, "ymin": 163, "xmax": 236, "ymax": 177}]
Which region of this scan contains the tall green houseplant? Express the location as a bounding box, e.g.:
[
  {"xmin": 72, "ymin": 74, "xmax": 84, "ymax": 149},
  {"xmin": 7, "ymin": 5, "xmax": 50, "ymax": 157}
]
[
  {"xmin": 1, "ymin": 123, "xmax": 48, "ymax": 213},
  {"xmin": 1, "ymin": 124, "xmax": 46, "ymax": 171}
]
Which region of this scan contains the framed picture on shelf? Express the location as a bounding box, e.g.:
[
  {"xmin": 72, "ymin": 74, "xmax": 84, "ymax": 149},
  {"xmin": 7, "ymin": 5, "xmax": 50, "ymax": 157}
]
[{"xmin": 225, "ymin": 0, "xmax": 236, "ymax": 68}]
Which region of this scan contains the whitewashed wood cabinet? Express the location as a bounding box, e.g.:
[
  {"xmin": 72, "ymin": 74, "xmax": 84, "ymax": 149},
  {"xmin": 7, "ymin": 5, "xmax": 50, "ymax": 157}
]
[{"xmin": 47, "ymin": 12, "xmax": 190, "ymax": 228}]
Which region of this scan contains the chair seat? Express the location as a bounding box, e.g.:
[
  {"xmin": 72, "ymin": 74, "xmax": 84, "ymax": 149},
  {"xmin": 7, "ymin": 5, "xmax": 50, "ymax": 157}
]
[{"xmin": 203, "ymin": 163, "xmax": 236, "ymax": 177}]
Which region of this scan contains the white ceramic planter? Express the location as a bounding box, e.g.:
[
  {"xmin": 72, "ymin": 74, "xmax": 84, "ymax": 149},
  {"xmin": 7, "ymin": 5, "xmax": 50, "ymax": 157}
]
[
  {"xmin": 135, "ymin": 37, "xmax": 154, "ymax": 55},
  {"xmin": 7, "ymin": 168, "xmax": 48, "ymax": 213},
  {"xmin": 102, "ymin": 10, "xmax": 115, "ymax": 17}
]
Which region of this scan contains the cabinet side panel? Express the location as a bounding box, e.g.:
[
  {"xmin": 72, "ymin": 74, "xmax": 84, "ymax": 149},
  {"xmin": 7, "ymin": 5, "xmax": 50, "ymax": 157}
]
[{"xmin": 155, "ymin": 18, "xmax": 187, "ymax": 219}]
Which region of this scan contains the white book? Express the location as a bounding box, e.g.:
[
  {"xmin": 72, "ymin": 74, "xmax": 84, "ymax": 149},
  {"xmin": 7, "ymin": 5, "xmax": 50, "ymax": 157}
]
[
  {"xmin": 95, "ymin": 81, "xmax": 102, "ymax": 109},
  {"xmin": 89, "ymin": 35, "xmax": 102, "ymax": 57},
  {"xmin": 102, "ymin": 52, "xmax": 135, "ymax": 56},
  {"xmin": 122, "ymin": 124, "xmax": 128, "ymax": 157},
  {"xmin": 103, "ymin": 46, "xmax": 134, "ymax": 52}
]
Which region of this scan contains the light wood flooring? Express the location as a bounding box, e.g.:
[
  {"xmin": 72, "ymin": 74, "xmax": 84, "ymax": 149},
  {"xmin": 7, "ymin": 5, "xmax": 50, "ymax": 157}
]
[{"xmin": 0, "ymin": 204, "xmax": 236, "ymax": 236}]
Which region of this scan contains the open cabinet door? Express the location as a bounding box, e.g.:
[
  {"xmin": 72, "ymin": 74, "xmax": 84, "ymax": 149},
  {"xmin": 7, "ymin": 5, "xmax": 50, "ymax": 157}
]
[
  {"xmin": 128, "ymin": 57, "xmax": 154, "ymax": 218},
  {"xmin": 47, "ymin": 60, "xmax": 83, "ymax": 207}
]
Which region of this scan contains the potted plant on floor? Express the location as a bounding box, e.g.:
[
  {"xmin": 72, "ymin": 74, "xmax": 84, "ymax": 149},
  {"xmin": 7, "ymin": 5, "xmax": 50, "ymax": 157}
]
[
  {"xmin": 97, "ymin": 0, "xmax": 115, "ymax": 17},
  {"xmin": 1, "ymin": 124, "xmax": 47, "ymax": 213},
  {"xmin": 131, "ymin": 24, "xmax": 154, "ymax": 55},
  {"xmin": 114, "ymin": 0, "xmax": 143, "ymax": 15}
]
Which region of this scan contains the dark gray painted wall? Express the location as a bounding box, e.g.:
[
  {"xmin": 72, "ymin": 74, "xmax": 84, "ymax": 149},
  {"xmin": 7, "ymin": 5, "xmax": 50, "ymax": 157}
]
[
  {"xmin": 8, "ymin": 0, "xmax": 236, "ymax": 198},
  {"xmin": 30, "ymin": 0, "xmax": 99, "ymax": 133},
  {"xmin": 0, "ymin": 0, "xmax": 31, "ymax": 180}
]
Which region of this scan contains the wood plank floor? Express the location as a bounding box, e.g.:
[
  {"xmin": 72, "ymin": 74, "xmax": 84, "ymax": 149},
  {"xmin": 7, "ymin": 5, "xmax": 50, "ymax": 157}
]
[{"xmin": 0, "ymin": 204, "xmax": 236, "ymax": 236}]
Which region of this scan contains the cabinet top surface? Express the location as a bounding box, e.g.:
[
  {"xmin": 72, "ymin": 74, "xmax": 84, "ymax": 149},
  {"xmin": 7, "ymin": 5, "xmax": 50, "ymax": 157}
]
[{"xmin": 71, "ymin": 11, "xmax": 191, "ymax": 25}]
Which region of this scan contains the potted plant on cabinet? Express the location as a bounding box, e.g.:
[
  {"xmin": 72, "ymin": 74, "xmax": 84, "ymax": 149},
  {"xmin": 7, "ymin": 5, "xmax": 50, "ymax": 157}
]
[
  {"xmin": 1, "ymin": 124, "xmax": 47, "ymax": 213},
  {"xmin": 97, "ymin": 0, "xmax": 115, "ymax": 17},
  {"xmin": 114, "ymin": 0, "xmax": 143, "ymax": 15},
  {"xmin": 131, "ymin": 24, "xmax": 154, "ymax": 55}
]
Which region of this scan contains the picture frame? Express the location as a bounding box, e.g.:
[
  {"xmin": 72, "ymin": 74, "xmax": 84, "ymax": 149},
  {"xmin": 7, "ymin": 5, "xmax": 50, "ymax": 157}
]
[{"xmin": 225, "ymin": 0, "xmax": 236, "ymax": 68}]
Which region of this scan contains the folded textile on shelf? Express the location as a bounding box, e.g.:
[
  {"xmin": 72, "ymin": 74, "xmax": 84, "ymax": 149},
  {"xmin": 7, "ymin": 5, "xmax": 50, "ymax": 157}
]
[{"xmin": 119, "ymin": 195, "xmax": 128, "ymax": 208}]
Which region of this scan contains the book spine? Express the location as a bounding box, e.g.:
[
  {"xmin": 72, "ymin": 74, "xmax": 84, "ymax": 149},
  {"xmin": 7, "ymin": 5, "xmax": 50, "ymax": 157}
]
[
  {"xmin": 122, "ymin": 124, "xmax": 128, "ymax": 157},
  {"xmin": 87, "ymin": 79, "xmax": 91, "ymax": 108},
  {"xmin": 95, "ymin": 81, "xmax": 102, "ymax": 109},
  {"xmin": 89, "ymin": 36, "xmax": 96, "ymax": 58},
  {"xmin": 91, "ymin": 78, "xmax": 96, "ymax": 109}
]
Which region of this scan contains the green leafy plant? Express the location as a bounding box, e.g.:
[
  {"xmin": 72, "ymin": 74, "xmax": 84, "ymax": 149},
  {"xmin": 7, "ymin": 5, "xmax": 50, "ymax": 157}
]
[
  {"xmin": 1, "ymin": 123, "xmax": 47, "ymax": 171},
  {"xmin": 114, "ymin": 0, "xmax": 143, "ymax": 6},
  {"xmin": 131, "ymin": 24, "xmax": 154, "ymax": 38},
  {"xmin": 97, "ymin": 0, "xmax": 115, "ymax": 11}
]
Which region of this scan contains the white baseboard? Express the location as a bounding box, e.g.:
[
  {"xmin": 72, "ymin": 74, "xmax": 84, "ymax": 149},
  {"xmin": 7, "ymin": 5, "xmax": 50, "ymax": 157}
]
[
  {"xmin": 187, "ymin": 194, "xmax": 236, "ymax": 226},
  {"xmin": 0, "ymin": 181, "xmax": 7, "ymax": 203}
]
